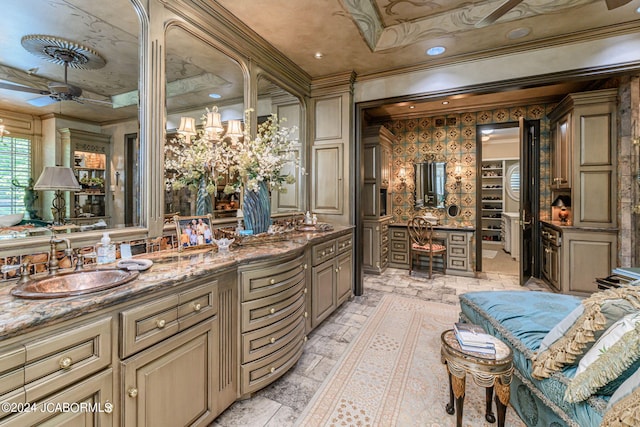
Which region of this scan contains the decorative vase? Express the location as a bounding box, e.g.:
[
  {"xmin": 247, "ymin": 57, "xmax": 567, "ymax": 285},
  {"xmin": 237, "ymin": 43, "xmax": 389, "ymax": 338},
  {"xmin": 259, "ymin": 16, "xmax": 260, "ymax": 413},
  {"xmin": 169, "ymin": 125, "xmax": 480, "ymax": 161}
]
[
  {"xmin": 243, "ymin": 181, "xmax": 271, "ymax": 234},
  {"xmin": 196, "ymin": 176, "xmax": 213, "ymax": 215}
]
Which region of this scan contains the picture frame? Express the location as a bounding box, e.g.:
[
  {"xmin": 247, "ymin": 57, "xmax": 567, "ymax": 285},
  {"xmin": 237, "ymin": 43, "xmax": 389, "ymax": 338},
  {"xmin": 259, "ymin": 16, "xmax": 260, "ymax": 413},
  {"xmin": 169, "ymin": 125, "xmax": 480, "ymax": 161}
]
[{"xmin": 173, "ymin": 214, "xmax": 215, "ymax": 251}]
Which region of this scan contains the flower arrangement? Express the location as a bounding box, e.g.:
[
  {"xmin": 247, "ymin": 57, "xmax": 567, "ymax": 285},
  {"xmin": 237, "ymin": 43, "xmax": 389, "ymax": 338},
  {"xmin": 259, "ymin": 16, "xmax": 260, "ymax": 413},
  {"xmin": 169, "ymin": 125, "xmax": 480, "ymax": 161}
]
[{"xmin": 164, "ymin": 108, "xmax": 299, "ymax": 210}]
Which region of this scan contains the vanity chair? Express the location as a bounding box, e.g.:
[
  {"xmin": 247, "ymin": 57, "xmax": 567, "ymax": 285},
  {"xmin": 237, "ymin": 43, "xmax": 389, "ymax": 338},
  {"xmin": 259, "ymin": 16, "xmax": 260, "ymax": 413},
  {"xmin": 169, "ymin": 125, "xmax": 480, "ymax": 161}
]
[{"xmin": 408, "ymin": 215, "xmax": 447, "ymax": 279}]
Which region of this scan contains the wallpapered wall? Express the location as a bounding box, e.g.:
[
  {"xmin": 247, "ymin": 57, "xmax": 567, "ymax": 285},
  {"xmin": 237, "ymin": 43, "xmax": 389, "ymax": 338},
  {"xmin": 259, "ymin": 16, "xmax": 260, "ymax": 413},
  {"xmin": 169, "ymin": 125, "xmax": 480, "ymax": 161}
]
[{"xmin": 379, "ymin": 102, "xmax": 558, "ymax": 226}]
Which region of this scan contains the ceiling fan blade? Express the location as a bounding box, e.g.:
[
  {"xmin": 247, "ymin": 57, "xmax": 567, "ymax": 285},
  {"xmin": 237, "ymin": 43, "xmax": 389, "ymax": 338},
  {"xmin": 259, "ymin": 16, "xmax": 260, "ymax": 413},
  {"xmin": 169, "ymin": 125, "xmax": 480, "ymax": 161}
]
[
  {"xmin": 75, "ymin": 97, "xmax": 113, "ymax": 107},
  {"xmin": 0, "ymin": 81, "xmax": 49, "ymax": 95},
  {"xmin": 28, "ymin": 96, "xmax": 59, "ymax": 107},
  {"xmin": 605, "ymin": 0, "xmax": 632, "ymax": 10},
  {"xmin": 475, "ymin": 0, "xmax": 524, "ymax": 28}
]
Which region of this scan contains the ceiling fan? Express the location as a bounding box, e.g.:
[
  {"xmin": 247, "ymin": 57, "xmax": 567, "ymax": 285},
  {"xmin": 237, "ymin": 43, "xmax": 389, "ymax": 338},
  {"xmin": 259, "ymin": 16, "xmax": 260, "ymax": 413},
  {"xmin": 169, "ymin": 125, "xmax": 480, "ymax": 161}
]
[
  {"xmin": 475, "ymin": 0, "xmax": 632, "ymax": 28},
  {"xmin": 0, "ymin": 35, "xmax": 111, "ymax": 107}
]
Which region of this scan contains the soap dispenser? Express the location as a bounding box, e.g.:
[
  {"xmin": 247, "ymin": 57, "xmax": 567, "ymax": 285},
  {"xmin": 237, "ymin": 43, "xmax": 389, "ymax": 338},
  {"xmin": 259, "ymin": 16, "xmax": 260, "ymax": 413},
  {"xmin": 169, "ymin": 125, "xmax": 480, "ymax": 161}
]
[{"xmin": 96, "ymin": 232, "xmax": 116, "ymax": 264}]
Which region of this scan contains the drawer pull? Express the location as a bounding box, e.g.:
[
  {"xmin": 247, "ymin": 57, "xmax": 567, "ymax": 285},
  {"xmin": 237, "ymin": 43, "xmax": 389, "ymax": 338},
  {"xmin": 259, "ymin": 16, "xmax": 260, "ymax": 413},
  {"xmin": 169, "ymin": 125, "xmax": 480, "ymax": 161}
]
[
  {"xmin": 303, "ymin": 263, "xmax": 308, "ymax": 270},
  {"xmin": 193, "ymin": 303, "xmax": 202, "ymax": 312},
  {"xmin": 59, "ymin": 356, "xmax": 73, "ymax": 370},
  {"xmin": 304, "ymin": 287, "xmax": 308, "ymax": 294},
  {"xmin": 304, "ymin": 311, "xmax": 308, "ymax": 318},
  {"xmin": 270, "ymin": 308, "xmax": 276, "ymax": 314},
  {"xmin": 104, "ymin": 401, "xmax": 113, "ymax": 414},
  {"xmin": 335, "ymin": 268, "xmax": 339, "ymax": 273},
  {"xmin": 270, "ymin": 337, "xmax": 276, "ymax": 344},
  {"xmin": 128, "ymin": 388, "xmax": 138, "ymax": 398},
  {"xmin": 321, "ymin": 250, "xmax": 326, "ymax": 256},
  {"xmin": 304, "ymin": 336, "xmax": 308, "ymax": 342},
  {"xmin": 156, "ymin": 319, "xmax": 166, "ymax": 329},
  {"xmin": 270, "ymin": 367, "xmax": 276, "ymax": 374},
  {"xmin": 270, "ymin": 279, "xmax": 275, "ymax": 285}
]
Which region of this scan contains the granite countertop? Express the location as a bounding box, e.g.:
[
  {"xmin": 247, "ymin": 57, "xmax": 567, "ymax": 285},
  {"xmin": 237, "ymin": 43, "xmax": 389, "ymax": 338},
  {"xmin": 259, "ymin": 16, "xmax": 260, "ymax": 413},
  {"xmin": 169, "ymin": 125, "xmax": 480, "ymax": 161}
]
[
  {"xmin": 540, "ymin": 220, "xmax": 619, "ymax": 232},
  {"xmin": 0, "ymin": 225, "xmax": 353, "ymax": 341},
  {"xmin": 390, "ymin": 222, "xmax": 475, "ymax": 231}
]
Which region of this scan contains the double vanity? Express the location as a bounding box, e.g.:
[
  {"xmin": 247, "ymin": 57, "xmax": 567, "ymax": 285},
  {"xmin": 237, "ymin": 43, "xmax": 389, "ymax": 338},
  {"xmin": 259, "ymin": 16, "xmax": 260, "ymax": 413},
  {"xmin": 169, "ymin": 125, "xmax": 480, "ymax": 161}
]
[{"xmin": 0, "ymin": 226, "xmax": 353, "ymax": 426}]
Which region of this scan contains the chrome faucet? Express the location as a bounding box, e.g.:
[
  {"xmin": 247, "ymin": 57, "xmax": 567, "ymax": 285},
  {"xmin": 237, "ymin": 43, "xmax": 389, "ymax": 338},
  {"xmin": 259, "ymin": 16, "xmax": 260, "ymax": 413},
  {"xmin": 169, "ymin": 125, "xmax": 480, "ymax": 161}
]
[{"xmin": 49, "ymin": 236, "xmax": 72, "ymax": 275}]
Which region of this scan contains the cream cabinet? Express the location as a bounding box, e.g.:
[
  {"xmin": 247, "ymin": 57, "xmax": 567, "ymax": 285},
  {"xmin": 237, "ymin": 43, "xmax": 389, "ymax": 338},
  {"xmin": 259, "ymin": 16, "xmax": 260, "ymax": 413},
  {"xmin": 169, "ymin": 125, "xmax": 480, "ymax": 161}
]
[
  {"xmin": 362, "ymin": 218, "xmax": 390, "ymax": 274},
  {"xmin": 389, "ymin": 226, "xmax": 410, "ymax": 268},
  {"xmin": 310, "ymin": 232, "xmax": 353, "ymax": 329},
  {"xmin": 548, "ymin": 89, "xmax": 617, "ymax": 228},
  {"xmin": 238, "ymin": 254, "xmax": 307, "ymax": 396}
]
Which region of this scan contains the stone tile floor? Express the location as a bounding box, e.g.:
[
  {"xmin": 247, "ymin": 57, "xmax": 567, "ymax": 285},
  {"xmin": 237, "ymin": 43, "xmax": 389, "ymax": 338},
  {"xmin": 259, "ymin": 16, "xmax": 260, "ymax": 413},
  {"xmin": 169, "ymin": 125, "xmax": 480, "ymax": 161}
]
[{"xmin": 211, "ymin": 268, "xmax": 550, "ymax": 426}]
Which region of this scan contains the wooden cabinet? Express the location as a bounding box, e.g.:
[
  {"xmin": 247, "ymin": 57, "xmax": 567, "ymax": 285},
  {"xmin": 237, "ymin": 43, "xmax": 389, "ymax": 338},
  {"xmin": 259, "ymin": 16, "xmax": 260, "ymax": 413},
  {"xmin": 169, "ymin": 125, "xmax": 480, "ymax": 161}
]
[
  {"xmin": 502, "ymin": 212, "xmax": 519, "ymax": 261},
  {"xmin": 548, "ymin": 89, "xmax": 617, "ymax": 228},
  {"xmin": 310, "ymin": 232, "xmax": 353, "ymax": 329},
  {"xmin": 541, "ymin": 223, "xmax": 561, "ymax": 291},
  {"xmin": 362, "ymin": 218, "xmax": 389, "ymax": 274},
  {"xmin": 60, "ymin": 128, "xmax": 111, "ymax": 226},
  {"xmin": 389, "ymin": 226, "xmax": 410, "ymax": 268},
  {"xmin": 238, "ymin": 254, "xmax": 307, "ymax": 396}
]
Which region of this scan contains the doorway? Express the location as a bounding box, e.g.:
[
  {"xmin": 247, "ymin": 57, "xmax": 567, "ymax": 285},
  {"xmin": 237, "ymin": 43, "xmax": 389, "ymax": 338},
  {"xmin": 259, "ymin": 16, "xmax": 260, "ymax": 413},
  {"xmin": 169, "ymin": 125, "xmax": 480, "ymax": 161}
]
[{"xmin": 477, "ymin": 124, "xmax": 521, "ymax": 276}]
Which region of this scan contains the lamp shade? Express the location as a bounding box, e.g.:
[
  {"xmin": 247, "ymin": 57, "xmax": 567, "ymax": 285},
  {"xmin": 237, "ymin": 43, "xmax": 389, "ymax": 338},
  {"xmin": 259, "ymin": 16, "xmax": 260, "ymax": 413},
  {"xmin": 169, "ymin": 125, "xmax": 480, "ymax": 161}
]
[
  {"xmin": 552, "ymin": 195, "xmax": 571, "ymax": 208},
  {"xmin": 34, "ymin": 166, "xmax": 81, "ymax": 191},
  {"xmin": 177, "ymin": 116, "xmax": 197, "ymax": 136},
  {"xmin": 226, "ymin": 120, "xmax": 243, "ymax": 138},
  {"xmin": 204, "ymin": 111, "xmax": 224, "ymax": 133}
]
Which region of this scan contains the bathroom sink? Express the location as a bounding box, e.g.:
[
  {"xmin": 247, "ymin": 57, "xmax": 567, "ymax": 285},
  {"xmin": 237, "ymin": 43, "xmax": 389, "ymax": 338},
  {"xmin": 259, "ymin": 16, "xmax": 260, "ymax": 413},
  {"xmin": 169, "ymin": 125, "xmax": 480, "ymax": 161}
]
[{"xmin": 11, "ymin": 269, "xmax": 139, "ymax": 299}]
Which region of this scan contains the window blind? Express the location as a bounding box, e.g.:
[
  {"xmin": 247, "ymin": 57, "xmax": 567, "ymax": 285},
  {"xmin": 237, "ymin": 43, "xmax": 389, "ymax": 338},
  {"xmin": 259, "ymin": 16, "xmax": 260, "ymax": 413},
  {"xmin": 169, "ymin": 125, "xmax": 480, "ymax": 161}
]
[{"xmin": 0, "ymin": 135, "xmax": 32, "ymax": 215}]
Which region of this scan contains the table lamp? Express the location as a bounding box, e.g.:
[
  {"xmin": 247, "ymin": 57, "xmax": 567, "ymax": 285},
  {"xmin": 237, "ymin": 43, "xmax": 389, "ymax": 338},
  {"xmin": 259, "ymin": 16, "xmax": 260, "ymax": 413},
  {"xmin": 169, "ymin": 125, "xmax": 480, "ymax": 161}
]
[{"xmin": 34, "ymin": 166, "xmax": 81, "ymax": 225}]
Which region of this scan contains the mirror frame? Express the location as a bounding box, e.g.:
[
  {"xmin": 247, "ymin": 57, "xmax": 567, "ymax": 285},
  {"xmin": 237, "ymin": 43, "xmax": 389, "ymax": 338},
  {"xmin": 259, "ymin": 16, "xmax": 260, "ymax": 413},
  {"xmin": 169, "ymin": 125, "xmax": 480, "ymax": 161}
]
[{"xmin": 414, "ymin": 161, "xmax": 446, "ymax": 209}]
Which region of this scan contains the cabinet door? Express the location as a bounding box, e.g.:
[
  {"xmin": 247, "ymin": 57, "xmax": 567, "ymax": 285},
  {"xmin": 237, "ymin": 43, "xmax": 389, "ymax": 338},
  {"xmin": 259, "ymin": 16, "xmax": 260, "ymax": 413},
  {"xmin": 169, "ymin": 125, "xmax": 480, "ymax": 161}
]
[
  {"xmin": 336, "ymin": 252, "xmax": 353, "ymax": 305},
  {"xmin": 311, "ymin": 260, "xmax": 336, "ymax": 328},
  {"xmin": 380, "ymin": 143, "xmax": 391, "ymax": 189},
  {"xmin": 121, "ymin": 319, "xmax": 218, "ymax": 427},
  {"xmin": 552, "ymin": 113, "xmax": 571, "ymax": 189},
  {"xmin": 1, "ymin": 369, "xmax": 113, "ymax": 427}
]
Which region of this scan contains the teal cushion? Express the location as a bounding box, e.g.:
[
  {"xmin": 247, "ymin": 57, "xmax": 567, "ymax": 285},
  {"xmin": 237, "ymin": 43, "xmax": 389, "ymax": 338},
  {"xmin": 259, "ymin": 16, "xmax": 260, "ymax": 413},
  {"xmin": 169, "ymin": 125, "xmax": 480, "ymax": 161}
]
[{"xmin": 600, "ymin": 368, "xmax": 640, "ymax": 426}]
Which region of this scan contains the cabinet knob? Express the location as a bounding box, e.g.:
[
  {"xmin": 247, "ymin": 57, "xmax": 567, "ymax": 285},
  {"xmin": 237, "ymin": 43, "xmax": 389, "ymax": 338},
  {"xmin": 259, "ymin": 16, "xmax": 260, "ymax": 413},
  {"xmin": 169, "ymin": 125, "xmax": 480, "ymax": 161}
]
[
  {"xmin": 104, "ymin": 401, "xmax": 113, "ymax": 414},
  {"xmin": 304, "ymin": 311, "xmax": 308, "ymax": 318},
  {"xmin": 321, "ymin": 250, "xmax": 326, "ymax": 256},
  {"xmin": 303, "ymin": 287, "xmax": 308, "ymax": 294},
  {"xmin": 128, "ymin": 388, "xmax": 138, "ymax": 398},
  {"xmin": 270, "ymin": 337, "xmax": 276, "ymax": 344},
  {"xmin": 270, "ymin": 367, "xmax": 276, "ymax": 374},
  {"xmin": 338, "ymin": 266, "xmax": 342, "ymax": 271},
  {"xmin": 156, "ymin": 319, "xmax": 166, "ymax": 329},
  {"xmin": 335, "ymin": 268, "xmax": 339, "ymax": 273},
  {"xmin": 59, "ymin": 356, "xmax": 73, "ymax": 370},
  {"xmin": 303, "ymin": 263, "xmax": 308, "ymax": 270},
  {"xmin": 270, "ymin": 278, "xmax": 275, "ymax": 285},
  {"xmin": 193, "ymin": 303, "xmax": 202, "ymax": 312},
  {"xmin": 304, "ymin": 335, "xmax": 308, "ymax": 342},
  {"xmin": 270, "ymin": 308, "xmax": 276, "ymax": 314}
]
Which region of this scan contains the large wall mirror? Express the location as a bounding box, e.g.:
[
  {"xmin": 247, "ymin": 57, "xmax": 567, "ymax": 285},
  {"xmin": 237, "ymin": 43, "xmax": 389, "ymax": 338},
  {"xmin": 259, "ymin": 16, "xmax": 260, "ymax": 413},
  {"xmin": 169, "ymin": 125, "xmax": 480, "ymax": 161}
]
[
  {"xmin": 257, "ymin": 75, "xmax": 304, "ymax": 213},
  {"xmin": 164, "ymin": 25, "xmax": 245, "ymax": 219},
  {"xmin": 0, "ymin": 0, "xmax": 141, "ymax": 241},
  {"xmin": 414, "ymin": 161, "xmax": 446, "ymax": 209}
]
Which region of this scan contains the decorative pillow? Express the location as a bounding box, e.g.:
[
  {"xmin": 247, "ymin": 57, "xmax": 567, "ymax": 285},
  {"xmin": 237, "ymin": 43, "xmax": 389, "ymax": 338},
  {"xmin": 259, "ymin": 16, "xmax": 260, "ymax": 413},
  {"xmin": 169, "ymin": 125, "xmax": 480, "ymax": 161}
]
[
  {"xmin": 532, "ymin": 286, "xmax": 640, "ymax": 380},
  {"xmin": 564, "ymin": 312, "xmax": 640, "ymax": 402},
  {"xmin": 537, "ymin": 304, "xmax": 584, "ymax": 354},
  {"xmin": 600, "ymin": 368, "xmax": 640, "ymax": 427}
]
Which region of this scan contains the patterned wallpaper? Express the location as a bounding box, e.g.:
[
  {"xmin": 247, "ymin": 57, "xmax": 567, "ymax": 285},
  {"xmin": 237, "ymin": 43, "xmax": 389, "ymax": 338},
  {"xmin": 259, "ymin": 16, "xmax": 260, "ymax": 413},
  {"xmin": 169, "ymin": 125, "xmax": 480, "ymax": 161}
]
[{"xmin": 379, "ymin": 102, "xmax": 558, "ymax": 226}]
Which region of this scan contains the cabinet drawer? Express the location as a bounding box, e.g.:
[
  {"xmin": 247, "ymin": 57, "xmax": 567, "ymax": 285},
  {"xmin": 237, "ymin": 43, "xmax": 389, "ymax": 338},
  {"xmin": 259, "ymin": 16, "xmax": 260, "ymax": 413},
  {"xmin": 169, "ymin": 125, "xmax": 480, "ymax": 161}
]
[
  {"xmin": 390, "ymin": 228, "xmax": 408, "ymax": 240},
  {"xmin": 121, "ymin": 294, "xmax": 180, "ymax": 358},
  {"xmin": 0, "ymin": 346, "xmax": 26, "ymax": 419},
  {"xmin": 391, "ymin": 240, "xmax": 408, "ymax": 253},
  {"xmin": 381, "ymin": 232, "xmax": 389, "ymax": 245},
  {"xmin": 241, "ymin": 255, "xmax": 306, "ymax": 300},
  {"xmin": 448, "ymin": 245, "xmax": 467, "ymax": 258},
  {"xmin": 178, "ymin": 281, "xmax": 218, "ymax": 331},
  {"xmin": 448, "ymin": 256, "xmax": 468, "ymax": 271},
  {"xmin": 312, "ymin": 240, "xmax": 336, "ymax": 266},
  {"xmin": 449, "ymin": 232, "xmax": 468, "ymax": 244},
  {"xmin": 241, "ymin": 283, "xmax": 305, "ymax": 333},
  {"xmin": 336, "ymin": 234, "xmax": 353, "ymax": 254},
  {"xmin": 381, "ymin": 221, "xmax": 389, "ymax": 232},
  {"xmin": 24, "ymin": 316, "xmax": 112, "ymax": 403},
  {"xmin": 241, "ymin": 328, "xmax": 305, "ymax": 394},
  {"xmin": 391, "ymin": 252, "xmax": 409, "ymax": 264},
  {"xmin": 242, "ymin": 311, "xmax": 305, "ymax": 363}
]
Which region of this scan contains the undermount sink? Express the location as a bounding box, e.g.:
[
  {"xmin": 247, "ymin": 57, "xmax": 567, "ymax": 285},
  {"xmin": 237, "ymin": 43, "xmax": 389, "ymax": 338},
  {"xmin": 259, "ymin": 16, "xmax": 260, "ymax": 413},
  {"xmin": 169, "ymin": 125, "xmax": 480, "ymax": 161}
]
[{"xmin": 11, "ymin": 269, "xmax": 139, "ymax": 299}]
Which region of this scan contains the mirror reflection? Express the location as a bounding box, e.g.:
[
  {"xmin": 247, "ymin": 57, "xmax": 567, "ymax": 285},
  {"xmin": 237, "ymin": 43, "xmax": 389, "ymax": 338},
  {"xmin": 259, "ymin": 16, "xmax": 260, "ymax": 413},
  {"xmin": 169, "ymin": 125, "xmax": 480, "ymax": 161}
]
[
  {"xmin": 0, "ymin": 0, "xmax": 141, "ymax": 239},
  {"xmin": 414, "ymin": 161, "xmax": 446, "ymax": 209},
  {"xmin": 164, "ymin": 25, "xmax": 245, "ymax": 219}
]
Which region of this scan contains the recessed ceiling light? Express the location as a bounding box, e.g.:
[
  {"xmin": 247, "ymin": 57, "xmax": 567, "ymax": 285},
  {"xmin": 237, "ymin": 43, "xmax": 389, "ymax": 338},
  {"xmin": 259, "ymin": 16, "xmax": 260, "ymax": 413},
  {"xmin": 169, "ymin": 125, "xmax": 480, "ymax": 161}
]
[
  {"xmin": 426, "ymin": 46, "xmax": 446, "ymax": 56},
  {"xmin": 507, "ymin": 27, "xmax": 531, "ymax": 40},
  {"xmin": 409, "ymin": 105, "xmax": 415, "ymax": 109},
  {"xmin": 209, "ymin": 93, "xmax": 221, "ymax": 99},
  {"xmin": 314, "ymin": 52, "xmax": 323, "ymax": 59},
  {"xmin": 481, "ymin": 129, "xmax": 494, "ymax": 135},
  {"xmin": 442, "ymin": 101, "xmax": 449, "ymax": 105}
]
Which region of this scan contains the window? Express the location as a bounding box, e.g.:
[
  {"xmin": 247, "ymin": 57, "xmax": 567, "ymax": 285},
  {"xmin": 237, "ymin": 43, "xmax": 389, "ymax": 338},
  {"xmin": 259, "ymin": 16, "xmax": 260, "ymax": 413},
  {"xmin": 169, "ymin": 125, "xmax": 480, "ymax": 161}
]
[
  {"xmin": 0, "ymin": 134, "xmax": 32, "ymax": 215},
  {"xmin": 505, "ymin": 163, "xmax": 520, "ymax": 202}
]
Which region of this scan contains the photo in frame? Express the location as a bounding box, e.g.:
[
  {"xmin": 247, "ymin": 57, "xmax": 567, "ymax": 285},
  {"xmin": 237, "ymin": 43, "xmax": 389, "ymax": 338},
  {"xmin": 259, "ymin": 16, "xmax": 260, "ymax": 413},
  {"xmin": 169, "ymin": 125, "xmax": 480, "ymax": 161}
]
[{"xmin": 174, "ymin": 214, "xmax": 215, "ymax": 251}]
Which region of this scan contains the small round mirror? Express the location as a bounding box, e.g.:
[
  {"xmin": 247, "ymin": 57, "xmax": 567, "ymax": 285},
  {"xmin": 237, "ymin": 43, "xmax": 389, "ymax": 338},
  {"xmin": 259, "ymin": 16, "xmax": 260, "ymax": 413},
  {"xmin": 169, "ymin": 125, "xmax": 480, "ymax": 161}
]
[{"xmin": 447, "ymin": 204, "xmax": 460, "ymax": 218}]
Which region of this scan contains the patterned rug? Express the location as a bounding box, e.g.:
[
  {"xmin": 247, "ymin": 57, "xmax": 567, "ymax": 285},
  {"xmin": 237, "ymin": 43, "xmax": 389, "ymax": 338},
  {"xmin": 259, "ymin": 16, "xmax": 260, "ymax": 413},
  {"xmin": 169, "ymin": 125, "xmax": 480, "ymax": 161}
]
[{"xmin": 296, "ymin": 294, "xmax": 526, "ymax": 427}]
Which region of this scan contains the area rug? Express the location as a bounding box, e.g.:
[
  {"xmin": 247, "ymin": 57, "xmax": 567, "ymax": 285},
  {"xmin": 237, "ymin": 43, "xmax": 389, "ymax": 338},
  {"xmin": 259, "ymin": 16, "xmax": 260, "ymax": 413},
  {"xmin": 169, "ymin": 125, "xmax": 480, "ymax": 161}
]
[
  {"xmin": 482, "ymin": 249, "xmax": 498, "ymax": 259},
  {"xmin": 296, "ymin": 294, "xmax": 525, "ymax": 427}
]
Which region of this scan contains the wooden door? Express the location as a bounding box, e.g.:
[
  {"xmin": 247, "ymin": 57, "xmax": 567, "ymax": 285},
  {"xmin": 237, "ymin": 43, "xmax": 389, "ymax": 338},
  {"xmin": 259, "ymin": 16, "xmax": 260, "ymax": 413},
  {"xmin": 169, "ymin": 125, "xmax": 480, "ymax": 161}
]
[{"xmin": 519, "ymin": 118, "xmax": 540, "ymax": 284}]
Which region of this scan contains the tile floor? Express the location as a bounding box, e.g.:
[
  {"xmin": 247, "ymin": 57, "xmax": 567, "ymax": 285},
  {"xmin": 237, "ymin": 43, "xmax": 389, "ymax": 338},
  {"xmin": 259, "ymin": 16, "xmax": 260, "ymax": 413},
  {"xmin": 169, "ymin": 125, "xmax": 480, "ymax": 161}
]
[{"xmin": 211, "ymin": 268, "xmax": 550, "ymax": 426}]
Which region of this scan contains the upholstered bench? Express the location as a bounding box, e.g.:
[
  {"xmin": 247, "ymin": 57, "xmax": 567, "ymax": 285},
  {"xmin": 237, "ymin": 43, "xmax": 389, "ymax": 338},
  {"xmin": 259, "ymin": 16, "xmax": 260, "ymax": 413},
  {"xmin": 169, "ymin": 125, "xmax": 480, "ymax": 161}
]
[{"xmin": 459, "ymin": 288, "xmax": 640, "ymax": 427}]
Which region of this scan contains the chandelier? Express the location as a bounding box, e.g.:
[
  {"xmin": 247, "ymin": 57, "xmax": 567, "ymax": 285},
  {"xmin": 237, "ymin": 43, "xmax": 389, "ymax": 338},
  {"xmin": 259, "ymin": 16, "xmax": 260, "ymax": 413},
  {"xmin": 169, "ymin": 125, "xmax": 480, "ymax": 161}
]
[{"xmin": 177, "ymin": 106, "xmax": 244, "ymax": 146}]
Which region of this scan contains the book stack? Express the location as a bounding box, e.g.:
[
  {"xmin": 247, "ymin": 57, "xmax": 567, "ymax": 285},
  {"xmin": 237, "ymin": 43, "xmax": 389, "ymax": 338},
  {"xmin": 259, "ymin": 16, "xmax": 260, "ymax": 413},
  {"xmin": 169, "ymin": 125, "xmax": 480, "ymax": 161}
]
[{"xmin": 453, "ymin": 322, "xmax": 496, "ymax": 355}]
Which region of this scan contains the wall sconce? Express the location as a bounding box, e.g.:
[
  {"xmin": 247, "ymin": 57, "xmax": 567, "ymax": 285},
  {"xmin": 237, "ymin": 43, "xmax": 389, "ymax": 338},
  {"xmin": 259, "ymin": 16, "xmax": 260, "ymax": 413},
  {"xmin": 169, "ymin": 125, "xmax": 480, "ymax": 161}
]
[
  {"xmin": 398, "ymin": 167, "xmax": 406, "ymax": 186},
  {"xmin": 454, "ymin": 164, "xmax": 463, "ymax": 187}
]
